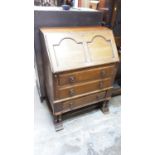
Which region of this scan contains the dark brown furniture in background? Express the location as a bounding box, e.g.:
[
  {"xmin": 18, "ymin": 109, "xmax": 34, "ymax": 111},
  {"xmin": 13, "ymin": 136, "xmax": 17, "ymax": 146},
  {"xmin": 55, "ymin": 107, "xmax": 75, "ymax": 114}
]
[
  {"xmin": 98, "ymin": 0, "xmax": 121, "ymax": 95},
  {"xmin": 40, "ymin": 26, "xmax": 119, "ymax": 131},
  {"xmin": 34, "ymin": 0, "xmax": 56, "ymax": 6}
]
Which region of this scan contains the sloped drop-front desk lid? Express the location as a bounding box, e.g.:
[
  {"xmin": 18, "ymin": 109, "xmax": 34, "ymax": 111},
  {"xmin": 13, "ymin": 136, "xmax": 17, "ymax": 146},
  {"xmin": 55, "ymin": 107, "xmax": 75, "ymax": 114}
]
[{"xmin": 40, "ymin": 26, "xmax": 119, "ymax": 73}]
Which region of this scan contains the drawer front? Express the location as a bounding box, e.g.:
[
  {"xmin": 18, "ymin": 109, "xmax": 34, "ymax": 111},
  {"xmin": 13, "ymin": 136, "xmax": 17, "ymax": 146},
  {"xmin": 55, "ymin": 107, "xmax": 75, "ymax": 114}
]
[
  {"xmin": 57, "ymin": 78, "xmax": 112, "ymax": 99},
  {"xmin": 58, "ymin": 65, "xmax": 115, "ymax": 86},
  {"xmin": 62, "ymin": 91, "xmax": 106, "ymax": 112}
]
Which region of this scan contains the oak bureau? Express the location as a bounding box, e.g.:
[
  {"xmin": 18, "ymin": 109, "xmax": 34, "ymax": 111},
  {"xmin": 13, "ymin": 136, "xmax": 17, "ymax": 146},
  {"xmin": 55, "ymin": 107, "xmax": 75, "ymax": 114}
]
[{"xmin": 40, "ymin": 26, "xmax": 119, "ymax": 131}]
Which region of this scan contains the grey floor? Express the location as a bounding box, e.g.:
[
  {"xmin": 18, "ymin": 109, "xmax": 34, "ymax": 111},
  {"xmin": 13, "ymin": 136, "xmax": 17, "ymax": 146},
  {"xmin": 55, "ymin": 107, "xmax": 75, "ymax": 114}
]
[{"xmin": 34, "ymin": 85, "xmax": 121, "ymax": 155}]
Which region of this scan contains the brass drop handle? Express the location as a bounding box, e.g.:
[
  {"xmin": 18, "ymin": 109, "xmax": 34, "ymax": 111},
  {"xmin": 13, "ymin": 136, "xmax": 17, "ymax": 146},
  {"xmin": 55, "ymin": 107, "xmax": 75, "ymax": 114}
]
[
  {"xmin": 100, "ymin": 70, "xmax": 106, "ymax": 78},
  {"xmin": 69, "ymin": 88, "xmax": 75, "ymax": 96},
  {"xmin": 68, "ymin": 76, "xmax": 76, "ymax": 83},
  {"xmin": 99, "ymin": 81, "xmax": 104, "ymax": 89}
]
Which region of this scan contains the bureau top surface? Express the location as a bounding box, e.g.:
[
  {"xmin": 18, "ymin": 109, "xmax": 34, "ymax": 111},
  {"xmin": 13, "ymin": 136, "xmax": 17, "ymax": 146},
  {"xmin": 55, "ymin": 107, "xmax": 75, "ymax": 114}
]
[{"xmin": 40, "ymin": 26, "xmax": 119, "ymax": 73}]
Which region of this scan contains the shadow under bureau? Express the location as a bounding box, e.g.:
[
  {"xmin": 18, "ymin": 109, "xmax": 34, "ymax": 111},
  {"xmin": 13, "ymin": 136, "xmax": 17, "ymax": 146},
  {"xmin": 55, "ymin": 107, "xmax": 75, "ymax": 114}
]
[{"xmin": 40, "ymin": 26, "xmax": 119, "ymax": 131}]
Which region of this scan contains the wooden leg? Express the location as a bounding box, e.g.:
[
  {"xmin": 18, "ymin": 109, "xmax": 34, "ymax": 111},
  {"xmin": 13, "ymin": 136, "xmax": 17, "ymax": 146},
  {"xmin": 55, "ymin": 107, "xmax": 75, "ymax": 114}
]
[
  {"xmin": 53, "ymin": 115, "xmax": 63, "ymax": 131},
  {"xmin": 101, "ymin": 100, "xmax": 109, "ymax": 113}
]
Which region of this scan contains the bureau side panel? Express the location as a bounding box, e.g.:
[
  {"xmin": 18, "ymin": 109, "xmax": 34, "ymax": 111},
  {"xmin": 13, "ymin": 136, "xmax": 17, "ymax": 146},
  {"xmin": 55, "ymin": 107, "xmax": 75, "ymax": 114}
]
[
  {"xmin": 40, "ymin": 32, "xmax": 54, "ymax": 110},
  {"xmin": 105, "ymin": 62, "xmax": 118, "ymax": 98}
]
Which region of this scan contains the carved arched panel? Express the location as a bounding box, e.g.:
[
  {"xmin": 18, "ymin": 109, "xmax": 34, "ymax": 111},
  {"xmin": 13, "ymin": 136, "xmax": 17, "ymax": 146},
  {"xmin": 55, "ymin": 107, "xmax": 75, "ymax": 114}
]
[
  {"xmin": 87, "ymin": 35, "xmax": 114, "ymax": 62},
  {"xmin": 53, "ymin": 38, "xmax": 86, "ymax": 68}
]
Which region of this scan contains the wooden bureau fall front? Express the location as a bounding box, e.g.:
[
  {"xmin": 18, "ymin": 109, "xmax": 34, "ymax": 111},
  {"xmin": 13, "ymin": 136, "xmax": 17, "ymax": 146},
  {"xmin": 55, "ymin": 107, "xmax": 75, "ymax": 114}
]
[{"xmin": 40, "ymin": 26, "xmax": 119, "ymax": 131}]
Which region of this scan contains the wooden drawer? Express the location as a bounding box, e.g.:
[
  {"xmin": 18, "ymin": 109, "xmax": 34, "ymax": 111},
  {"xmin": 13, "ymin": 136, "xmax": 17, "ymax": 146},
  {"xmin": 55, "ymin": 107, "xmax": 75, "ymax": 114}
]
[
  {"xmin": 57, "ymin": 65, "xmax": 115, "ymax": 86},
  {"xmin": 57, "ymin": 78, "xmax": 112, "ymax": 99},
  {"xmin": 62, "ymin": 91, "xmax": 106, "ymax": 112}
]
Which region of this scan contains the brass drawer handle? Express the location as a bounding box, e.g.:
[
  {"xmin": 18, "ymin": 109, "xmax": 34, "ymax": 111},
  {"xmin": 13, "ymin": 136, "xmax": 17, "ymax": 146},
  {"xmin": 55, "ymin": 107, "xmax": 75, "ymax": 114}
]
[
  {"xmin": 69, "ymin": 88, "xmax": 75, "ymax": 96},
  {"xmin": 68, "ymin": 76, "xmax": 76, "ymax": 83},
  {"xmin": 100, "ymin": 70, "xmax": 106, "ymax": 78},
  {"xmin": 99, "ymin": 81, "xmax": 104, "ymax": 89}
]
